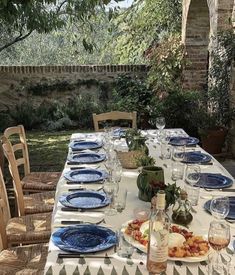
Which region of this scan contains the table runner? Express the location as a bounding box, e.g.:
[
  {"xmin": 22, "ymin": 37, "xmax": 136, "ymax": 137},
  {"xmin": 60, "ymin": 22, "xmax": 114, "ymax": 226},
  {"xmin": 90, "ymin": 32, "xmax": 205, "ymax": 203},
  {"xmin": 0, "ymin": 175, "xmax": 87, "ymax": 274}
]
[{"xmin": 44, "ymin": 129, "xmax": 235, "ymax": 274}]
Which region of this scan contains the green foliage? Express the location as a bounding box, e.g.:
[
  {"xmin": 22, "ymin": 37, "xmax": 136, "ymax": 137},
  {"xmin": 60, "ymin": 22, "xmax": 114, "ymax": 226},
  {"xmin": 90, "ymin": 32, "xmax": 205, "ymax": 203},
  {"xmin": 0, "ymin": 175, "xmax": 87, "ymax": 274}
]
[
  {"xmin": 0, "ymin": 0, "xmax": 120, "ymax": 53},
  {"xmin": 110, "ymin": 75, "xmax": 156, "ymax": 127},
  {"xmin": 149, "ymin": 89, "xmax": 201, "ymax": 137},
  {"xmin": 206, "ymin": 30, "xmax": 235, "ymax": 128},
  {"xmin": 164, "ymin": 183, "xmax": 181, "ymax": 209},
  {"xmin": 136, "ymin": 155, "xmax": 155, "ymax": 167},
  {"xmin": 147, "ymin": 34, "xmax": 185, "ymax": 93},
  {"xmin": 8, "ymin": 102, "xmax": 41, "ymax": 130},
  {"xmin": 65, "ymin": 94, "xmax": 100, "ymax": 129},
  {"xmin": 108, "ymin": 0, "xmax": 182, "ymax": 63}
]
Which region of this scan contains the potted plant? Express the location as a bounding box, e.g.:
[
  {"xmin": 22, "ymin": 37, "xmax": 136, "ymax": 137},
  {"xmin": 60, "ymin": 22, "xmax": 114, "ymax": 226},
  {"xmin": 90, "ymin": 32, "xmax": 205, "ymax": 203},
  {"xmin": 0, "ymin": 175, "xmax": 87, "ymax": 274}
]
[{"xmin": 196, "ymin": 30, "xmax": 235, "ymax": 154}]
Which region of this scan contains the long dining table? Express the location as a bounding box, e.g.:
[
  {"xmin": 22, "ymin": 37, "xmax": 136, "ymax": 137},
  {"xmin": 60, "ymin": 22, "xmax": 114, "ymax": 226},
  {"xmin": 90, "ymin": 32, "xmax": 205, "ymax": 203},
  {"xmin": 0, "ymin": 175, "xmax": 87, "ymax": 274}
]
[{"xmin": 44, "ymin": 129, "xmax": 235, "ymax": 275}]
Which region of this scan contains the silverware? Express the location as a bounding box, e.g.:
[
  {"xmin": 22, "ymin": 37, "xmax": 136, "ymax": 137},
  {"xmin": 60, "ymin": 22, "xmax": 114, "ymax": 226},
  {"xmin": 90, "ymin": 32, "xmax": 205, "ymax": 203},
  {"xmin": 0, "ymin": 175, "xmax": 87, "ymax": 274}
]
[
  {"xmin": 60, "ymin": 219, "xmax": 105, "ymax": 225},
  {"xmin": 58, "ymin": 253, "xmax": 113, "ymax": 259},
  {"xmin": 67, "ymin": 186, "xmax": 103, "ymax": 192},
  {"xmin": 60, "ymin": 207, "xmax": 104, "ymax": 213}
]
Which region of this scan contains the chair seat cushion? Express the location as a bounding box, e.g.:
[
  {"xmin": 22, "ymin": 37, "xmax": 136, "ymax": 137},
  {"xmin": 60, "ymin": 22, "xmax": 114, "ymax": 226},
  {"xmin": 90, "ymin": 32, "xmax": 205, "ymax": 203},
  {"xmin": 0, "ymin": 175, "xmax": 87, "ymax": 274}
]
[
  {"xmin": 6, "ymin": 213, "xmax": 51, "ymax": 245},
  {"xmin": 0, "ymin": 243, "xmax": 48, "ymax": 275},
  {"xmin": 24, "ymin": 191, "xmax": 55, "ymax": 215},
  {"xmin": 22, "ymin": 172, "xmax": 61, "ymax": 191}
]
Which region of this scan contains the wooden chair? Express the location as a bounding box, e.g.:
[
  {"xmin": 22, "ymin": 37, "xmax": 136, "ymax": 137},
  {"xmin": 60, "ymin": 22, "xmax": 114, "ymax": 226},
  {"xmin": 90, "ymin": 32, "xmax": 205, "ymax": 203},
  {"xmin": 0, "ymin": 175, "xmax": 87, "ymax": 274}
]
[
  {"xmin": 0, "ymin": 166, "xmax": 51, "ymax": 247},
  {"xmin": 2, "ymin": 136, "xmax": 55, "ymax": 216},
  {"xmin": 0, "ymin": 198, "xmax": 48, "ymax": 274},
  {"xmin": 3, "ymin": 125, "xmax": 61, "ymax": 193},
  {"xmin": 92, "ymin": 111, "xmax": 137, "ymax": 132}
]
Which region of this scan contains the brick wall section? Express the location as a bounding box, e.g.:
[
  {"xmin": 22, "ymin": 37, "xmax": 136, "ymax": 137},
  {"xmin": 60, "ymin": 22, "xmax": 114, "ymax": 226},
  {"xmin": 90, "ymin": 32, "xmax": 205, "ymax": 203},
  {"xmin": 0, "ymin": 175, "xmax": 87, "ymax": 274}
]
[
  {"xmin": 182, "ymin": 0, "xmax": 210, "ymax": 90},
  {"xmin": 0, "ymin": 65, "xmax": 148, "ymax": 111},
  {"xmin": 0, "ymin": 65, "xmax": 148, "ymax": 74}
]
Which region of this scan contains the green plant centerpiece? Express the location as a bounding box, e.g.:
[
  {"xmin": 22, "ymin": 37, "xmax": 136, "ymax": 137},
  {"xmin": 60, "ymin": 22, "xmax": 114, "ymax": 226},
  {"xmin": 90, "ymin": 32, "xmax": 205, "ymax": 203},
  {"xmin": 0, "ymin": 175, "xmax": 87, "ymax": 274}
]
[
  {"xmin": 137, "ymin": 166, "xmax": 180, "ymax": 208},
  {"xmin": 116, "ymin": 129, "xmax": 150, "ymax": 169}
]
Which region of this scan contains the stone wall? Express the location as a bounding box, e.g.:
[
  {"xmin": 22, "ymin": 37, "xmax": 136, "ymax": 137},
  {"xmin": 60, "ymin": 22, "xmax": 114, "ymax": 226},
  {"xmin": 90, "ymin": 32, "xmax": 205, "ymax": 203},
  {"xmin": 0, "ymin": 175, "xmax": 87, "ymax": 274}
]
[{"xmin": 0, "ymin": 65, "xmax": 148, "ymax": 111}]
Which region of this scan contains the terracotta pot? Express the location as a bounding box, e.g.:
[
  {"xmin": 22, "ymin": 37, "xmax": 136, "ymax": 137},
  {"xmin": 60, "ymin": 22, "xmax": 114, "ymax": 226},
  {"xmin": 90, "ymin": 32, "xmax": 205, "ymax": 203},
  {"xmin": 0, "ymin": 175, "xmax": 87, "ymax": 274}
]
[{"xmin": 200, "ymin": 127, "xmax": 227, "ymax": 154}]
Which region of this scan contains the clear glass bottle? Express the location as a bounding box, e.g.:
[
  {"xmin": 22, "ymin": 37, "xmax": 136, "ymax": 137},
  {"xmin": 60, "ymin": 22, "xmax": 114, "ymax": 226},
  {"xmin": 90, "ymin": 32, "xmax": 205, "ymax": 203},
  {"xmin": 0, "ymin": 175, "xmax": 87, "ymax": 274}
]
[
  {"xmin": 172, "ymin": 189, "xmax": 193, "ymax": 226},
  {"xmin": 147, "ymin": 190, "xmax": 169, "ymax": 274}
]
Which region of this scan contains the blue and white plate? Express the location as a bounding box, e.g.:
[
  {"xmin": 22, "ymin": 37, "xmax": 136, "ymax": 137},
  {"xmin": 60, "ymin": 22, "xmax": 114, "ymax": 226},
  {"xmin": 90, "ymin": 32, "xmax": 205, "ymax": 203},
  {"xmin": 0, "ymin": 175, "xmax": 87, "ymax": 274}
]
[
  {"xmin": 69, "ymin": 140, "xmax": 102, "ymax": 151},
  {"xmin": 64, "ymin": 168, "xmax": 108, "ymax": 183},
  {"xmin": 52, "ymin": 225, "xmax": 117, "ymax": 253},
  {"xmin": 113, "ymin": 128, "xmax": 126, "ymax": 138},
  {"xmin": 195, "ymin": 173, "xmax": 233, "ymax": 189},
  {"xmin": 59, "ymin": 190, "xmax": 110, "ymax": 209},
  {"xmin": 169, "ymin": 136, "xmax": 199, "ymax": 146},
  {"xmin": 182, "ymin": 152, "xmax": 212, "ymax": 164},
  {"xmin": 204, "ymin": 197, "xmax": 235, "ymax": 220},
  {"xmin": 67, "ymin": 153, "xmax": 106, "ymax": 164}
]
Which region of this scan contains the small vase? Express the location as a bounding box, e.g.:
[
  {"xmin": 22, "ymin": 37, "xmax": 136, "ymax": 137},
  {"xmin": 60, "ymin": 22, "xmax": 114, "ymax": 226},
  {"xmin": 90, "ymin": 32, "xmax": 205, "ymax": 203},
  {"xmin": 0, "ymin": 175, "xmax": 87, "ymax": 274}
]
[{"xmin": 137, "ymin": 166, "xmax": 165, "ymax": 202}]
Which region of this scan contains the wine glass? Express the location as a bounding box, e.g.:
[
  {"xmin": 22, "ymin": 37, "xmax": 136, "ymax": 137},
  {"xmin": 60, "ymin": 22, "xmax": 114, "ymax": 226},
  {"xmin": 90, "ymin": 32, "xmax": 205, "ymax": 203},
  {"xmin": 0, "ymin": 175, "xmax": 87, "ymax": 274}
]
[
  {"xmin": 208, "ymin": 221, "xmax": 230, "ymax": 272},
  {"xmin": 155, "ymin": 117, "xmax": 165, "ymax": 130},
  {"xmin": 210, "ymin": 196, "xmax": 230, "ymax": 220},
  {"xmin": 185, "ymin": 164, "xmax": 201, "ymax": 186},
  {"xmin": 103, "ymin": 178, "xmax": 117, "ymax": 216},
  {"xmin": 112, "ymin": 160, "xmax": 122, "ymax": 195}
]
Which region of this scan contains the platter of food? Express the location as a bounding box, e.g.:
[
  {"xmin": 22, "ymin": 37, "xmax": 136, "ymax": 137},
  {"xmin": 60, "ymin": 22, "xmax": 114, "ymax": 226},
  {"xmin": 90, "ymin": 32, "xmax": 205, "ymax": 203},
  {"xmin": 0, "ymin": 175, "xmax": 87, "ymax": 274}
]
[{"xmin": 123, "ymin": 219, "xmax": 211, "ymax": 262}]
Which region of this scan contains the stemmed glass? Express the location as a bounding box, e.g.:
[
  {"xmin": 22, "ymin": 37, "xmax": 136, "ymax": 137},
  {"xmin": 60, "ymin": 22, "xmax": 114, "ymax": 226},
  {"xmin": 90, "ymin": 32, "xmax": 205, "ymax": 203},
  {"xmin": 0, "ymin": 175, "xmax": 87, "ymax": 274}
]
[
  {"xmin": 112, "ymin": 160, "xmax": 122, "ymax": 195},
  {"xmin": 155, "ymin": 117, "xmax": 166, "ymax": 131},
  {"xmin": 208, "ymin": 221, "xmax": 230, "ymax": 272},
  {"xmin": 210, "ymin": 197, "xmax": 230, "ymax": 220},
  {"xmin": 103, "ymin": 177, "xmax": 117, "ymax": 216}
]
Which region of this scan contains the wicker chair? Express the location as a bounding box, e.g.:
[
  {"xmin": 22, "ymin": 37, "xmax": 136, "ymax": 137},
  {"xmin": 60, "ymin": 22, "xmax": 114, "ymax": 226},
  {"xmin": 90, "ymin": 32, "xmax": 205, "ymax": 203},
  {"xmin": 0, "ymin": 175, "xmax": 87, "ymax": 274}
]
[
  {"xmin": 3, "ymin": 125, "xmax": 61, "ymax": 193},
  {"xmin": 92, "ymin": 111, "xmax": 137, "ymax": 132},
  {"xmin": 0, "ymin": 167, "xmax": 51, "ymax": 246},
  {"xmin": 2, "ymin": 136, "xmax": 55, "ymax": 216},
  {"xmin": 0, "ymin": 198, "xmax": 48, "ymax": 274}
]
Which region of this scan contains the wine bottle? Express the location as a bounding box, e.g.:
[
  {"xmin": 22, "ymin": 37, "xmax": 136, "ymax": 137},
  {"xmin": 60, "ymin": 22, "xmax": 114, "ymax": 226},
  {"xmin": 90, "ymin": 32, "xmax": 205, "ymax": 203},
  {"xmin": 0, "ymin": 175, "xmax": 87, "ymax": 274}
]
[{"xmin": 147, "ymin": 190, "xmax": 169, "ymax": 274}]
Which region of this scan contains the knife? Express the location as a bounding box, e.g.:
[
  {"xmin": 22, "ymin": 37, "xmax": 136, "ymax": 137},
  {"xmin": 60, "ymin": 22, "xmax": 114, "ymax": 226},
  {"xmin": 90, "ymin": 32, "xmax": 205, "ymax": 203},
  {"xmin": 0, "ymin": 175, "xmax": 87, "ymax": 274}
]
[
  {"xmin": 59, "ymin": 218, "xmax": 105, "ymax": 225},
  {"xmin": 58, "ymin": 253, "xmax": 114, "ymax": 259},
  {"xmin": 222, "ymin": 188, "xmax": 235, "ymax": 192},
  {"xmin": 60, "ymin": 207, "xmax": 104, "ymax": 212}
]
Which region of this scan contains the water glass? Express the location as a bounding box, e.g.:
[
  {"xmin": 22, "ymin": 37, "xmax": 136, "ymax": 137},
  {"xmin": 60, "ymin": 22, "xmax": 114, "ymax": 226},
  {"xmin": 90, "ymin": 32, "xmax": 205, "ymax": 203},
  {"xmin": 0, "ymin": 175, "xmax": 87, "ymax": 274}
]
[
  {"xmin": 208, "ymin": 253, "xmax": 231, "ymax": 275},
  {"xmin": 114, "ymin": 188, "xmax": 127, "ymax": 212},
  {"xmin": 117, "ymin": 227, "xmax": 134, "ymax": 258},
  {"xmin": 185, "ymin": 164, "xmax": 201, "ymax": 186},
  {"xmin": 171, "ymin": 162, "xmax": 184, "ymax": 181},
  {"xmin": 161, "ymin": 143, "xmax": 171, "ymax": 159},
  {"xmin": 185, "ymin": 184, "xmax": 200, "ymax": 206},
  {"xmin": 172, "ymin": 146, "xmax": 185, "ymax": 162},
  {"xmin": 103, "ymin": 178, "xmax": 117, "ymax": 216},
  {"xmin": 210, "ymin": 196, "xmax": 230, "ymax": 219}
]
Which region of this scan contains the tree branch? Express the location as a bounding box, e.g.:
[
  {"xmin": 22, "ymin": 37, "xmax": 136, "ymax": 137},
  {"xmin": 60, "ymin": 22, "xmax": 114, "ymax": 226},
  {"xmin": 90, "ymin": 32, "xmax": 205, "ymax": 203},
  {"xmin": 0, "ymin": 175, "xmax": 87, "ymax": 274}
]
[{"xmin": 0, "ymin": 31, "xmax": 33, "ymax": 52}]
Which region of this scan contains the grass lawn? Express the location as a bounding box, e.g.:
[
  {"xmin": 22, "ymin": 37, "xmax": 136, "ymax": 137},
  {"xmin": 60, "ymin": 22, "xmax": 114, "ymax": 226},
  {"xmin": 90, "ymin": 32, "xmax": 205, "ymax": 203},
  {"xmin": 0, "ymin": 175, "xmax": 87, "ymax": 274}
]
[{"xmin": 26, "ymin": 130, "xmax": 76, "ymax": 172}]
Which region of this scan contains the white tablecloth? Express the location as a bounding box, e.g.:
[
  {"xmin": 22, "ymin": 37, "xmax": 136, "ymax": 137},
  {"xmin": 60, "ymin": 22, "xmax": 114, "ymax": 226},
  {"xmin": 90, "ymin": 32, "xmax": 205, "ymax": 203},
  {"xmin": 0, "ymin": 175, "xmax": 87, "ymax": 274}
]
[{"xmin": 44, "ymin": 129, "xmax": 235, "ymax": 275}]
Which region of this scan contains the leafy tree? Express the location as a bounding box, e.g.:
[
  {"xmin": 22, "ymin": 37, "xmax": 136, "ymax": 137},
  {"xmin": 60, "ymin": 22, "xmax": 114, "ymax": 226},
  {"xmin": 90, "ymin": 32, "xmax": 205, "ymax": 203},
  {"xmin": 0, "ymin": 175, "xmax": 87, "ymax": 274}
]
[
  {"xmin": 0, "ymin": 0, "xmax": 120, "ymax": 52},
  {"xmin": 108, "ymin": 0, "xmax": 182, "ymax": 63}
]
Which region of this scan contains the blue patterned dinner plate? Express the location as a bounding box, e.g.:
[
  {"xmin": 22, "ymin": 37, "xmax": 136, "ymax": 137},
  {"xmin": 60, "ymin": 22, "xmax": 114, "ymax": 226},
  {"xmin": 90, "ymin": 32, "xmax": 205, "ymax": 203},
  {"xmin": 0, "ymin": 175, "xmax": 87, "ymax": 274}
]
[
  {"xmin": 69, "ymin": 140, "xmax": 102, "ymax": 151},
  {"xmin": 67, "ymin": 153, "xmax": 106, "ymax": 164},
  {"xmin": 182, "ymin": 152, "xmax": 211, "ymax": 164},
  {"xmin": 59, "ymin": 190, "xmax": 110, "ymax": 209},
  {"xmin": 169, "ymin": 136, "xmax": 199, "ymax": 146},
  {"xmin": 204, "ymin": 197, "xmax": 235, "ymax": 219},
  {"xmin": 195, "ymin": 173, "xmax": 233, "ymax": 189},
  {"xmin": 52, "ymin": 225, "xmax": 117, "ymax": 253},
  {"xmin": 64, "ymin": 168, "xmax": 108, "ymax": 183},
  {"xmin": 113, "ymin": 128, "xmax": 126, "ymax": 138}
]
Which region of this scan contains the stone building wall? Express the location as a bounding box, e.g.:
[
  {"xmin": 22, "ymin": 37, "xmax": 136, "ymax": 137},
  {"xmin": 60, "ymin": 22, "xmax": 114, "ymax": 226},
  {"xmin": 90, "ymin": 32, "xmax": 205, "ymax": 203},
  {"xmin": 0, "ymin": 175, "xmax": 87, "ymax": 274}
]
[{"xmin": 0, "ymin": 65, "xmax": 148, "ymax": 111}]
